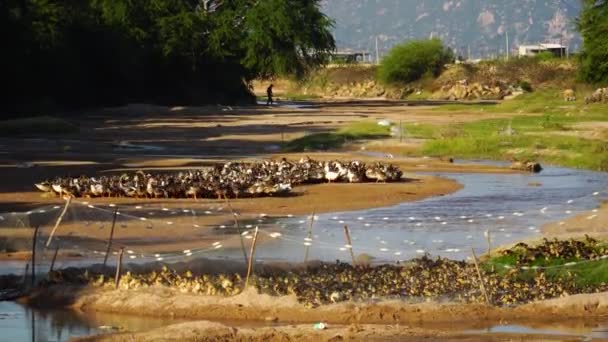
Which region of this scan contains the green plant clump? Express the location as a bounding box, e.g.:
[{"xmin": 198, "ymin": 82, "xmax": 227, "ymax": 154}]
[{"xmin": 377, "ymin": 39, "xmax": 454, "ymax": 85}]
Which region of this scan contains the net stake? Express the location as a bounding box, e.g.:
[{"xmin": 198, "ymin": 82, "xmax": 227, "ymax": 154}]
[
  {"xmin": 304, "ymin": 210, "xmax": 315, "ymax": 264},
  {"xmin": 343, "ymin": 225, "xmax": 356, "ymax": 265},
  {"xmin": 223, "ymin": 194, "xmax": 248, "ymax": 265},
  {"xmin": 244, "ymin": 227, "xmax": 259, "ymax": 289},
  {"xmin": 103, "ymin": 208, "xmax": 119, "ymax": 267},
  {"xmin": 49, "ymin": 244, "xmax": 60, "ymax": 274},
  {"xmin": 115, "ymin": 247, "xmax": 124, "ymax": 289},
  {"xmin": 46, "ymin": 196, "xmax": 72, "ymax": 247},
  {"xmin": 30, "ymin": 226, "xmax": 40, "ymax": 288},
  {"xmin": 471, "ymin": 247, "xmax": 491, "ymax": 306}
]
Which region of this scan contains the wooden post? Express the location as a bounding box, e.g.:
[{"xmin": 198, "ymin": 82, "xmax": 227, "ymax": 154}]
[
  {"xmin": 114, "ymin": 248, "xmax": 124, "ymax": 289},
  {"xmin": 244, "ymin": 227, "xmax": 259, "ymax": 288},
  {"xmin": 49, "ymin": 244, "xmax": 60, "ymax": 273},
  {"xmin": 103, "ymin": 208, "xmax": 119, "ymax": 267},
  {"xmin": 23, "ymin": 263, "xmax": 29, "ymax": 286},
  {"xmin": 46, "ymin": 196, "xmax": 72, "ymax": 247},
  {"xmin": 471, "ymin": 248, "xmax": 491, "ymax": 306},
  {"xmin": 343, "ymin": 225, "xmax": 356, "ymax": 265},
  {"xmin": 485, "ymin": 230, "xmax": 492, "ymax": 257},
  {"xmin": 30, "ymin": 226, "xmax": 40, "ymax": 287},
  {"xmin": 303, "ymin": 211, "xmax": 315, "ymax": 264},
  {"xmin": 399, "ymin": 120, "xmax": 403, "ymax": 143},
  {"xmin": 223, "ymin": 194, "xmax": 248, "ymax": 264}
]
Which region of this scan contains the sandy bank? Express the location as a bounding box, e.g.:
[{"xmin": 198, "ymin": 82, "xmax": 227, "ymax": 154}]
[{"xmin": 22, "ymin": 285, "xmax": 608, "ymax": 329}]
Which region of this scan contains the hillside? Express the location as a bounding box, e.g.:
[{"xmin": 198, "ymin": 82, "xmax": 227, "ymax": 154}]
[{"xmin": 322, "ymin": 0, "xmax": 581, "ymax": 57}]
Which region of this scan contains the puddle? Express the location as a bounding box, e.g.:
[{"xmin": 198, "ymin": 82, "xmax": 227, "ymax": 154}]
[
  {"xmin": 468, "ymin": 324, "xmax": 608, "ymax": 340},
  {"xmin": 0, "ymin": 301, "xmax": 287, "ymax": 342},
  {"xmin": 0, "ymin": 301, "xmax": 184, "ymax": 342}
]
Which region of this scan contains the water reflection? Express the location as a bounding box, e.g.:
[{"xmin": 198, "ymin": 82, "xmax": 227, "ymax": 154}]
[{"xmin": 0, "ymin": 301, "xmax": 182, "ymax": 342}]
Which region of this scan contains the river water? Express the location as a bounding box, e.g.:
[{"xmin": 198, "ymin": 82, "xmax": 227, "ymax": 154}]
[
  {"xmin": 0, "ymin": 301, "xmax": 183, "ymax": 342},
  {"xmin": 1, "ymin": 164, "xmax": 608, "ymax": 340},
  {"xmin": 217, "ymin": 165, "xmax": 608, "ymax": 262}
]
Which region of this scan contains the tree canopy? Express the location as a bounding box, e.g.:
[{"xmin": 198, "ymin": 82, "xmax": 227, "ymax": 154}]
[
  {"xmin": 377, "ymin": 39, "xmax": 454, "ymax": 85},
  {"xmin": 577, "ymin": 0, "xmax": 608, "ymax": 84},
  {"xmin": 2, "ymin": 0, "xmax": 335, "ymax": 114}
]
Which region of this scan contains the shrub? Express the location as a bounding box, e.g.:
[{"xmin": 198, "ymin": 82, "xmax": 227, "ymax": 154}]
[
  {"xmin": 517, "ymin": 81, "xmax": 533, "ymax": 92},
  {"xmin": 377, "ymin": 39, "xmax": 454, "ymax": 85}
]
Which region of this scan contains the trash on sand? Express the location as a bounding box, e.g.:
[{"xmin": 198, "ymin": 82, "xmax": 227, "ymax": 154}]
[
  {"xmin": 98, "ymin": 325, "xmax": 119, "ymax": 331},
  {"xmin": 313, "ymin": 322, "xmax": 327, "ymax": 330}
]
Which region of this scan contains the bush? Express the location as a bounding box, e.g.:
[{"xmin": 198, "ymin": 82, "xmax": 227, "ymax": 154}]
[
  {"xmin": 377, "ymin": 39, "xmax": 454, "ymax": 85},
  {"xmin": 517, "ymin": 81, "xmax": 533, "ymax": 92},
  {"xmin": 535, "ymin": 51, "xmax": 557, "ymax": 61}
]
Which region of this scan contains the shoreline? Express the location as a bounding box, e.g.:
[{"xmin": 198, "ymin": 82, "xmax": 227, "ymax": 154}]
[{"xmin": 21, "ymin": 285, "xmax": 608, "ymax": 341}]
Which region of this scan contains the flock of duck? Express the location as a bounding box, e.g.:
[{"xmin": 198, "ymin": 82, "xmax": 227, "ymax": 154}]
[
  {"xmin": 34, "ymin": 158, "xmax": 403, "ymax": 199},
  {"xmin": 42, "ymin": 237, "xmax": 607, "ymax": 307}
]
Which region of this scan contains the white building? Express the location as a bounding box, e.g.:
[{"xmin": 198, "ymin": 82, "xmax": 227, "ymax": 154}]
[{"xmin": 518, "ymin": 43, "xmax": 567, "ymax": 58}]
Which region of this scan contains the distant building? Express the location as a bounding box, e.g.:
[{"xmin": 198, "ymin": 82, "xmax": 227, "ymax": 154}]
[
  {"xmin": 330, "ymin": 49, "xmax": 374, "ymax": 64},
  {"xmin": 518, "ymin": 43, "xmax": 567, "ymax": 58}
]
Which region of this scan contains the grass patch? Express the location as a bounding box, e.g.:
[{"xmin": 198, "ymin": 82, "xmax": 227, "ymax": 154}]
[
  {"xmin": 408, "ymin": 90, "xmax": 608, "ymax": 170},
  {"xmin": 403, "ymin": 123, "xmax": 436, "ymax": 139},
  {"xmin": 284, "ymin": 121, "xmax": 390, "ymax": 152},
  {"xmin": 0, "ymin": 116, "xmax": 79, "ymax": 136}
]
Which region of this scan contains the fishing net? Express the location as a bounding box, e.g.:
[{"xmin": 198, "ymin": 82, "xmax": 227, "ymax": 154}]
[{"xmin": 1, "ymin": 185, "xmax": 606, "ymax": 278}]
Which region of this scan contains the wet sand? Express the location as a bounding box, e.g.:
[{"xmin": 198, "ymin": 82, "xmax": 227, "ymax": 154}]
[{"xmin": 24, "ymin": 285, "xmax": 608, "ymax": 341}]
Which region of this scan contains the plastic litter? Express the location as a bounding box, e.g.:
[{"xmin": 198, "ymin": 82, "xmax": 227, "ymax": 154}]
[{"xmin": 313, "ymin": 322, "xmax": 327, "ymax": 330}]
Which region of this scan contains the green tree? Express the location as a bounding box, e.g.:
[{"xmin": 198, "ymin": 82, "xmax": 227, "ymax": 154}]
[
  {"xmin": 377, "ymin": 39, "xmax": 454, "ymax": 85},
  {"xmin": 577, "ymin": 0, "xmax": 608, "ymax": 84},
  {"xmin": 2, "ymin": 0, "xmax": 335, "ymax": 114}
]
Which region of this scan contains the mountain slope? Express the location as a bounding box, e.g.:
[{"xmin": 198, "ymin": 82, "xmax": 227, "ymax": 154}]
[{"xmin": 321, "ymin": 0, "xmax": 581, "ymax": 58}]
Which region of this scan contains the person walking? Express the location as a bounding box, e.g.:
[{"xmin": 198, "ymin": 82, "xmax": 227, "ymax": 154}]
[{"xmin": 266, "ymin": 84, "xmax": 274, "ymax": 105}]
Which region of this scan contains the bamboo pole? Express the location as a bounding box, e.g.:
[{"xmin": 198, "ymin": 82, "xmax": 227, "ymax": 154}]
[
  {"xmin": 485, "ymin": 230, "xmax": 492, "ymax": 257},
  {"xmin": 223, "ymin": 194, "xmax": 248, "ymax": 264},
  {"xmin": 46, "ymin": 196, "xmax": 72, "ymax": 247},
  {"xmin": 343, "ymin": 225, "xmax": 356, "ymax": 265},
  {"xmin": 244, "ymin": 227, "xmax": 259, "ymax": 288},
  {"xmin": 471, "ymin": 248, "xmax": 491, "ymax": 306},
  {"xmin": 303, "ymin": 211, "xmax": 315, "ymax": 263},
  {"xmin": 30, "ymin": 226, "xmax": 40, "ymax": 287},
  {"xmin": 23, "ymin": 263, "xmax": 29, "ymax": 286},
  {"xmin": 49, "ymin": 244, "xmax": 60, "ymax": 273},
  {"xmin": 114, "ymin": 248, "xmax": 124, "ymax": 289},
  {"xmin": 103, "ymin": 208, "xmax": 119, "ymax": 267}
]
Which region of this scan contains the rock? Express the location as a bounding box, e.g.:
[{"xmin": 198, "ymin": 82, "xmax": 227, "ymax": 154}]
[{"xmin": 510, "ymin": 161, "xmax": 543, "ymax": 173}]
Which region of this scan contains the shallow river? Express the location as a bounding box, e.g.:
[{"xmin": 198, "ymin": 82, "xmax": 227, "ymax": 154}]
[
  {"xmin": 1, "ymin": 163, "xmax": 608, "ymax": 340},
  {"xmin": 218, "ymin": 164, "xmax": 608, "ymax": 262}
]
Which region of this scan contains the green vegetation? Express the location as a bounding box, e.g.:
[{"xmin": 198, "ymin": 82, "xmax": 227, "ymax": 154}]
[
  {"xmin": 577, "ymin": 0, "xmax": 608, "ymax": 84},
  {"xmin": 484, "ymin": 238, "xmax": 608, "ymax": 288},
  {"xmin": 378, "ymin": 39, "xmax": 454, "ymax": 85},
  {"xmin": 284, "ymin": 122, "xmax": 390, "ymax": 151},
  {"xmin": 405, "ymin": 90, "xmax": 608, "ymax": 170},
  {"xmin": 2, "ymin": 0, "xmax": 335, "ymax": 114},
  {"xmin": 0, "ymin": 116, "xmax": 78, "ymax": 135}
]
